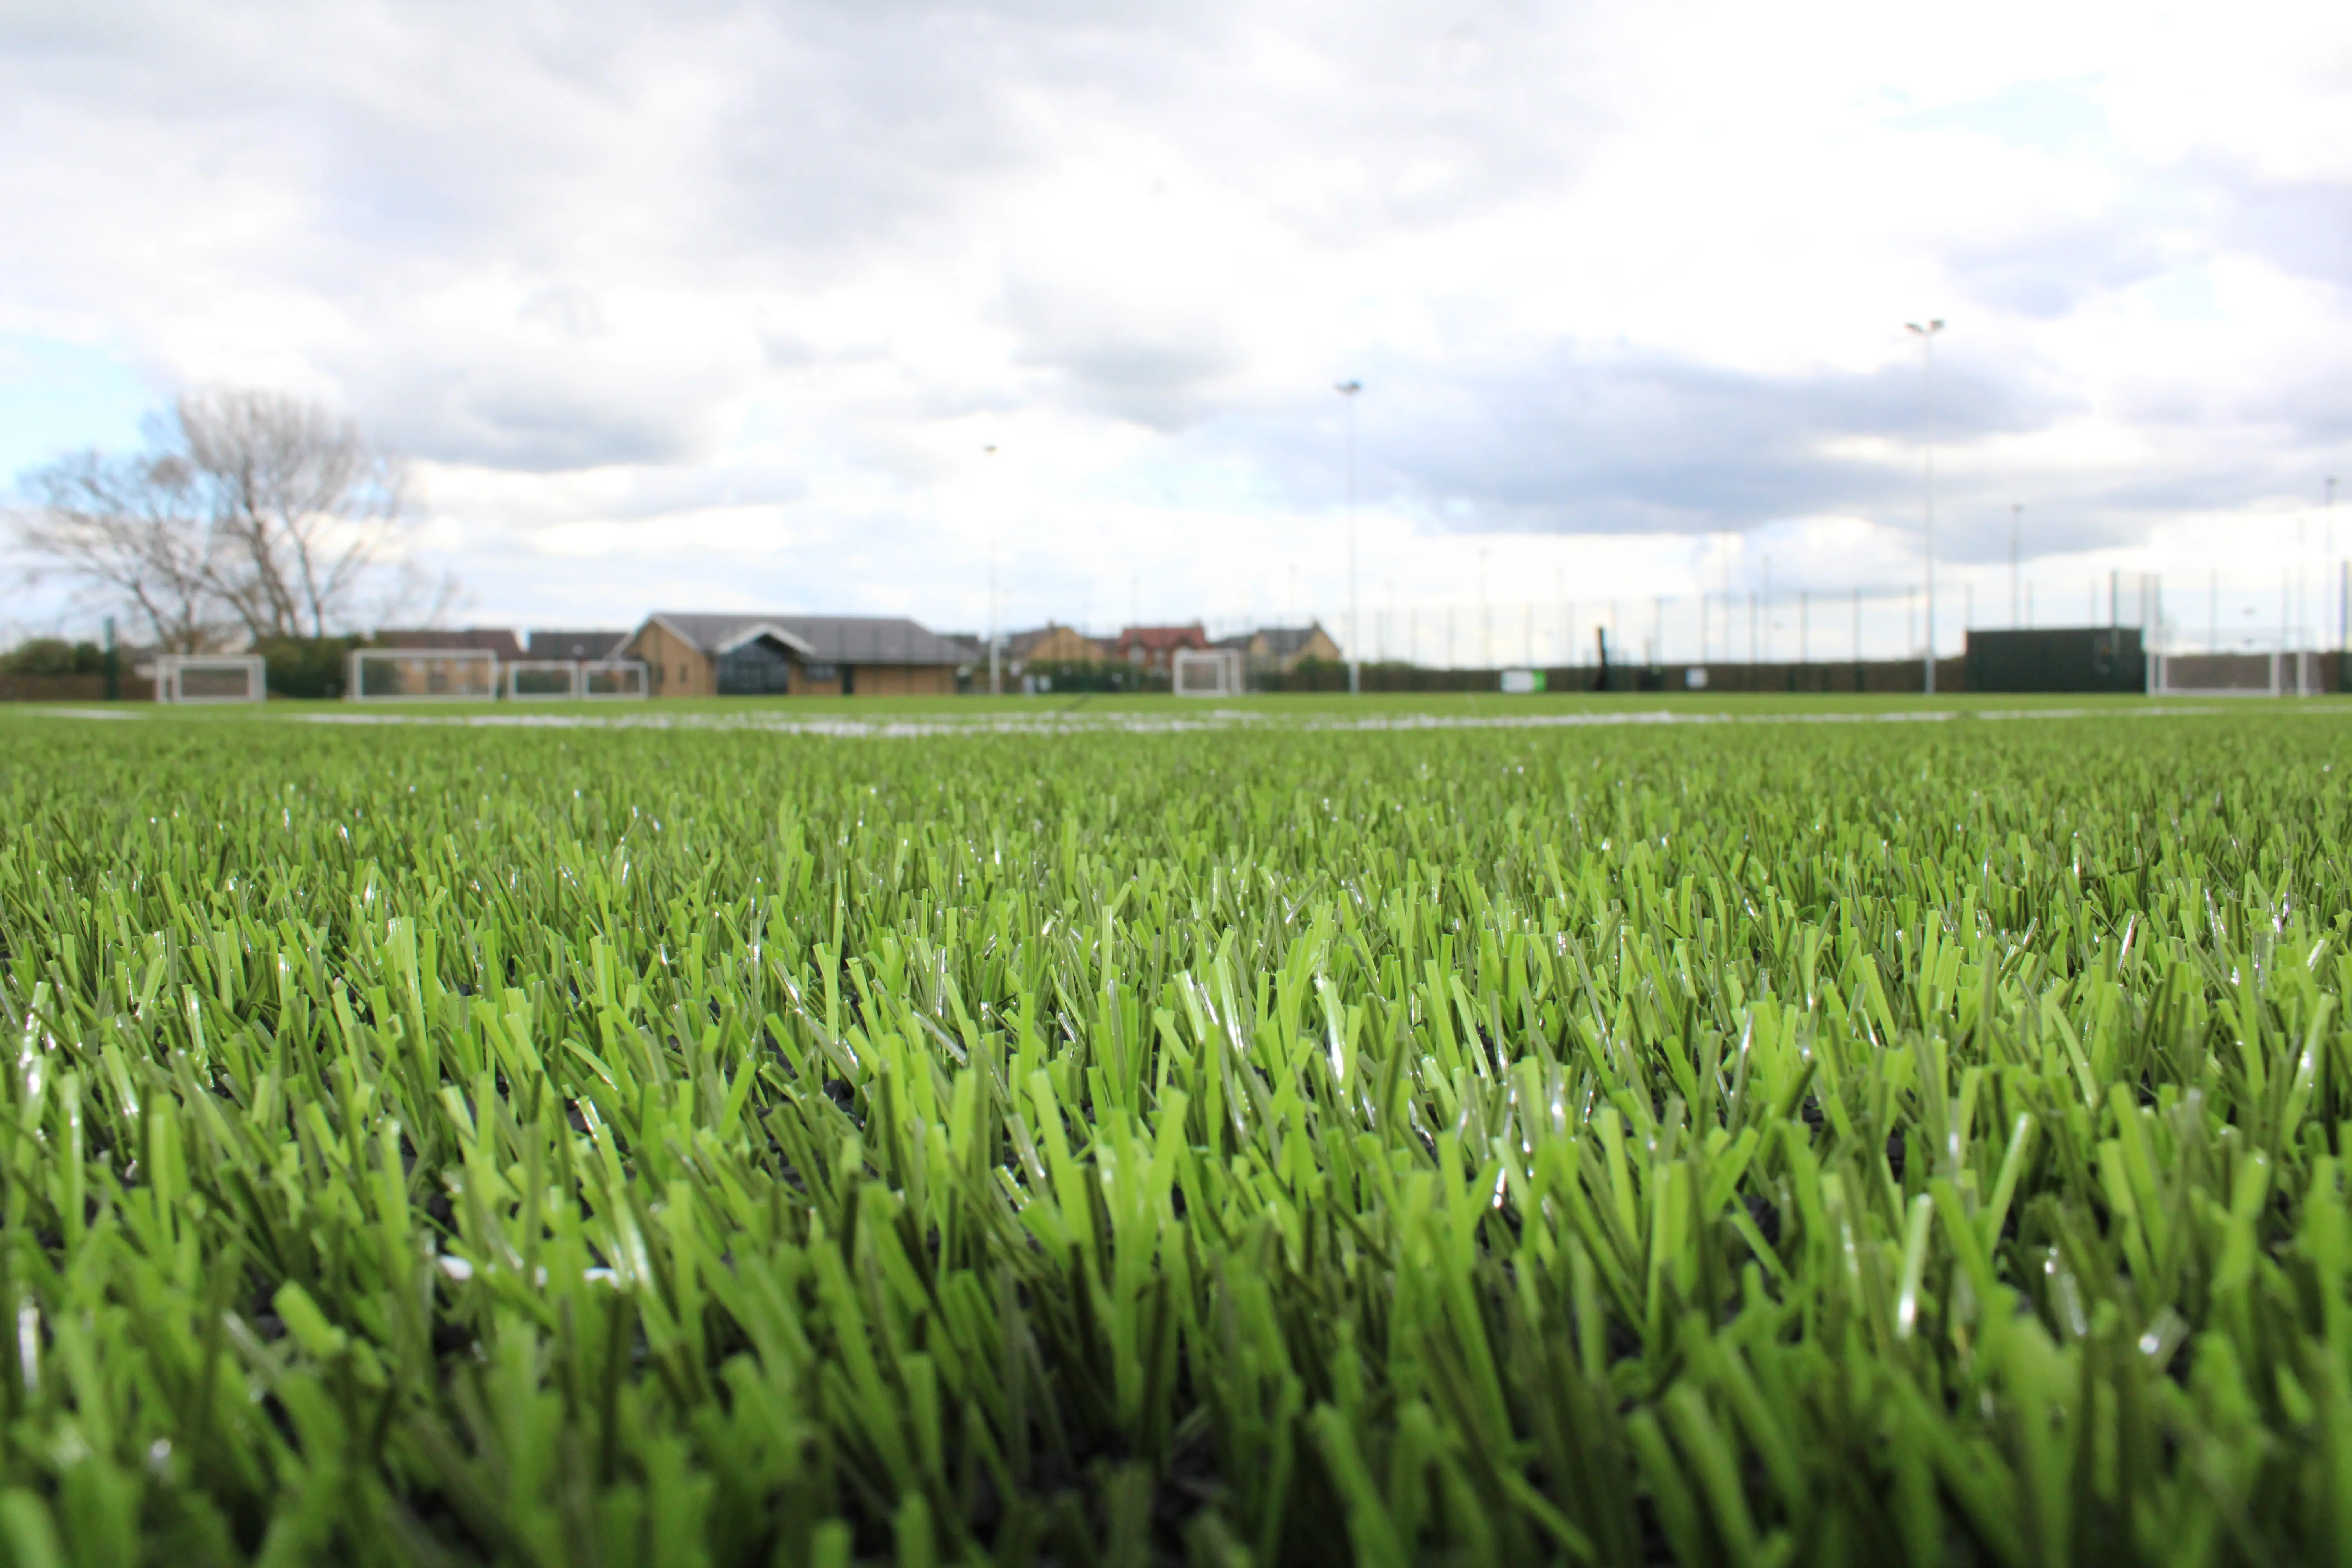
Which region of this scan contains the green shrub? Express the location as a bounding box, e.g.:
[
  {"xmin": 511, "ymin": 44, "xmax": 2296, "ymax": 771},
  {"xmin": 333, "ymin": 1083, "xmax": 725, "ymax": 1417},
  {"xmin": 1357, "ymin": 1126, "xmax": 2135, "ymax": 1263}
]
[
  {"xmin": 254, "ymin": 635, "xmax": 360, "ymax": 699},
  {"xmin": 0, "ymin": 637, "xmax": 105, "ymax": 676}
]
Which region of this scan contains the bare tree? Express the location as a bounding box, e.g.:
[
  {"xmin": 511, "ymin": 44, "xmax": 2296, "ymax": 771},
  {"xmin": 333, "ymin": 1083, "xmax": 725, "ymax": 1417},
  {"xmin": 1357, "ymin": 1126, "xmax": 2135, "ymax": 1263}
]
[
  {"xmin": 10, "ymin": 389, "xmax": 426, "ymax": 646},
  {"xmin": 13, "ymin": 449, "xmax": 228, "ymax": 652},
  {"xmin": 179, "ymin": 389, "xmax": 408, "ymax": 640}
]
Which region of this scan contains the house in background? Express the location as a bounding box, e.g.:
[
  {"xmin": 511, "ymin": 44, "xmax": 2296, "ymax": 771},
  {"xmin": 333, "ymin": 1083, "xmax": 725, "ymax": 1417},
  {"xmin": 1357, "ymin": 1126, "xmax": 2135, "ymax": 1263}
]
[
  {"xmin": 1241, "ymin": 622, "xmax": 1341, "ymax": 673},
  {"xmin": 525, "ymin": 630, "xmax": 630, "ymax": 661},
  {"xmin": 374, "ymin": 627, "xmax": 524, "ymax": 659},
  {"xmin": 622, "ymin": 612, "xmax": 966, "ymax": 697},
  {"xmin": 1115, "ymin": 624, "xmax": 1209, "ymax": 673},
  {"xmin": 1005, "ymin": 622, "xmax": 1107, "ymax": 675}
]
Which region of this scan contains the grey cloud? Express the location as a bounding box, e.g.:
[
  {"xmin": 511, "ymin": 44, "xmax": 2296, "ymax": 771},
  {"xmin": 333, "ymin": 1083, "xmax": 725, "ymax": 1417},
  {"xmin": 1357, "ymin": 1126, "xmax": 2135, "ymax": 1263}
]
[
  {"xmin": 1946, "ymin": 220, "xmax": 2176, "ymax": 321},
  {"xmin": 518, "ymin": 283, "xmax": 609, "ymax": 341},
  {"xmin": 1201, "ymin": 343, "xmax": 2074, "ymax": 539},
  {"xmin": 1000, "ymin": 276, "xmax": 1245, "ymax": 432},
  {"xmin": 356, "ymin": 367, "xmax": 723, "ymax": 473},
  {"xmin": 2223, "ymin": 176, "xmax": 2352, "ymax": 293},
  {"xmin": 6, "ymin": 0, "xmax": 2349, "ymax": 601},
  {"xmin": 760, "ymin": 332, "xmax": 891, "ymax": 370},
  {"xmin": 1370, "ymin": 341, "xmax": 2341, "ymax": 562}
]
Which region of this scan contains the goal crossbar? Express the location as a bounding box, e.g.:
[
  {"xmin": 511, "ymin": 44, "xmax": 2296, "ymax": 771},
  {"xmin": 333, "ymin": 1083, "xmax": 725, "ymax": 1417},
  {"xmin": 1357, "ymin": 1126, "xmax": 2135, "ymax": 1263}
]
[
  {"xmin": 501, "ymin": 659, "xmax": 651, "ymax": 699},
  {"xmin": 2148, "ymin": 650, "xmax": 2319, "ymax": 697},
  {"xmin": 155, "ymin": 655, "xmax": 267, "ymax": 704},
  {"xmin": 348, "ymin": 648, "xmax": 501, "ymax": 701},
  {"xmin": 582, "ymin": 660, "xmax": 650, "ymax": 699},
  {"xmin": 1172, "ymin": 648, "xmax": 1244, "ymax": 697},
  {"xmin": 506, "ymin": 660, "xmax": 584, "ymax": 699}
]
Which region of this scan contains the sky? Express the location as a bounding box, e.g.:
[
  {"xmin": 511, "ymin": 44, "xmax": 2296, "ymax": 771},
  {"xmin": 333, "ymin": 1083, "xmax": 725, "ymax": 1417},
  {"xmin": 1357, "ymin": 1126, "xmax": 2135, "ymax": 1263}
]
[{"xmin": 3, "ymin": 0, "xmax": 2349, "ymax": 660}]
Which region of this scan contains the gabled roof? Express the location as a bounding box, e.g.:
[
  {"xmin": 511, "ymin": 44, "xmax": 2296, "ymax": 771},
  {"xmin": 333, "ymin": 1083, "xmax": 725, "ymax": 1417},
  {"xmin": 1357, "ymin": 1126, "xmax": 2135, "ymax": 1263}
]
[
  {"xmin": 1255, "ymin": 622, "xmax": 1331, "ymax": 658},
  {"xmin": 639, "ymin": 613, "xmax": 964, "ymax": 666},
  {"xmin": 526, "ymin": 629, "xmax": 630, "ymax": 660},
  {"xmin": 375, "ymin": 627, "xmax": 524, "ymax": 658},
  {"xmin": 1117, "ymin": 623, "xmax": 1208, "ymax": 650},
  {"xmin": 1005, "ymin": 623, "xmax": 1106, "ymax": 659}
]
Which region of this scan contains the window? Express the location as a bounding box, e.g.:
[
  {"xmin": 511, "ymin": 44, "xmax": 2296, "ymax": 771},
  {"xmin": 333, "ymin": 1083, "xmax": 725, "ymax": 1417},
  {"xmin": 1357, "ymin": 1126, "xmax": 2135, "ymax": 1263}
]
[{"xmin": 717, "ymin": 641, "xmax": 795, "ymax": 695}]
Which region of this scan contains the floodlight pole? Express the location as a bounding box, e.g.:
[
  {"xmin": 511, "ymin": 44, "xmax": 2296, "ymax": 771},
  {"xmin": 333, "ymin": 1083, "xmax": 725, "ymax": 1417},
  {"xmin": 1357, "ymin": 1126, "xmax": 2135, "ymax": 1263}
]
[
  {"xmin": 1478, "ymin": 546, "xmax": 1491, "ymax": 667},
  {"xmin": 1907, "ymin": 319, "xmax": 1945, "ymax": 693},
  {"xmin": 2330, "ymin": 475, "xmax": 2341, "ymax": 653},
  {"xmin": 983, "ymin": 444, "xmax": 1001, "ymax": 697},
  {"xmin": 1337, "ymin": 381, "xmax": 1363, "ymax": 694},
  {"xmin": 2010, "ymin": 503, "xmax": 2022, "ymax": 629}
]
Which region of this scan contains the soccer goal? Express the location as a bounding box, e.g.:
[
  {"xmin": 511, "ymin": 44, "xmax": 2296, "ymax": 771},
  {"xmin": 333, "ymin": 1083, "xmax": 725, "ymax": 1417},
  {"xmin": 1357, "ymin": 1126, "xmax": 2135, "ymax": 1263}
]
[
  {"xmin": 2147, "ymin": 650, "xmax": 2320, "ymax": 697},
  {"xmin": 582, "ymin": 660, "xmax": 650, "ymax": 699},
  {"xmin": 506, "ymin": 660, "xmax": 584, "ymax": 699},
  {"xmin": 1172, "ymin": 648, "xmax": 1245, "ymax": 697},
  {"xmin": 347, "ymin": 648, "xmax": 500, "ymax": 701},
  {"xmin": 154, "ymin": 654, "xmax": 267, "ymax": 704}
]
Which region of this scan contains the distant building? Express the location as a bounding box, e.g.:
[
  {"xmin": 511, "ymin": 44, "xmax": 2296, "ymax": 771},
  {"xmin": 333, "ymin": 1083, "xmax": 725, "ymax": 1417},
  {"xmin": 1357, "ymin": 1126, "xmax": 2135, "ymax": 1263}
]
[
  {"xmin": 1005, "ymin": 622, "xmax": 1108, "ymax": 673},
  {"xmin": 525, "ymin": 629, "xmax": 630, "ymax": 661},
  {"xmin": 1242, "ymin": 622, "xmax": 1341, "ymax": 673},
  {"xmin": 373, "ymin": 627, "xmax": 524, "ymax": 659},
  {"xmin": 1115, "ymin": 623, "xmax": 1209, "ymax": 673},
  {"xmin": 621, "ymin": 612, "xmax": 966, "ymax": 697}
]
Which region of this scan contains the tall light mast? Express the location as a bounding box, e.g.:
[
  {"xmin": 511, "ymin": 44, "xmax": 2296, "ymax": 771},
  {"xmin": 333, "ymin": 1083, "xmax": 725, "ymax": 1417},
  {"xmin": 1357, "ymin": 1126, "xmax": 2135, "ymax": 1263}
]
[
  {"xmin": 1906, "ymin": 319, "xmax": 1945, "ymax": 693},
  {"xmin": 1336, "ymin": 380, "xmax": 1363, "ymax": 695}
]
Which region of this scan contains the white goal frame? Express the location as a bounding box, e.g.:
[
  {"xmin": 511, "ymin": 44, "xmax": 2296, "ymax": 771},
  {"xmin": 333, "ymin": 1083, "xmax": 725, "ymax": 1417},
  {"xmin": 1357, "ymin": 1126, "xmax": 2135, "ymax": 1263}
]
[
  {"xmin": 506, "ymin": 659, "xmax": 584, "ymax": 699},
  {"xmin": 582, "ymin": 660, "xmax": 650, "ymax": 699},
  {"xmin": 2148, "ymin": 650, "xmax": 2320, "ymax": 697},
  {"xmin": 154, "ymin": 654, "xmax": 266, "ymax": 704},
  {"xmin": 347, "ymin": 648, "xmax": 501, "ymax": 701},
  {"xmin": 1172, "ymin": 648, "xmax": 1244, "ymax": 697}
]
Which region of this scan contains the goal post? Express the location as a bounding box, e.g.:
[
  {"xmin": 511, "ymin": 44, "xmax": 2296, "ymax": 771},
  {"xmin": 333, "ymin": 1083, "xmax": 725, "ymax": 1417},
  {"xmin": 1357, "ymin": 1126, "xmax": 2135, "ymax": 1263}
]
[
  {"xmin": 506, "ymin": 660, "xmax": 584, "ymax": 699},
  {"xmin": 347, "ymin": 648, "xmax": 501, "ymax": 701},
  {"xmin": 154, "ymin": 654, "xmax": 266, "ymax": 704},
  {"xmin": 2147, "ymin": 650, "xmax": 2319, "ymax": 697},
  {"xmin": 582, "ymin": 660, "xmax": 650, "ymax": 699},
  {"xmin": 1172, "ymin": 648, "xmax": 1245, "ymax": 697}
]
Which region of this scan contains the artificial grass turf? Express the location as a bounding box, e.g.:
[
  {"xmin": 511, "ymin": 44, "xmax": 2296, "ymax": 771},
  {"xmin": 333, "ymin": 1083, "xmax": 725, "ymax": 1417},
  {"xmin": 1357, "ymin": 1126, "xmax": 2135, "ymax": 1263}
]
[{"xmin": 2, "ymin": 704, "xmax": 2350, "ymax": 1564}]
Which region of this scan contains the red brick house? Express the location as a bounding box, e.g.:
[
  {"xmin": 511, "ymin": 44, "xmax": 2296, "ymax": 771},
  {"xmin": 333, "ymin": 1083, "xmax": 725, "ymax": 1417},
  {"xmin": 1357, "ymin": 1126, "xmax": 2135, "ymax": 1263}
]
[{"xmin": 1115, "ymin": 624, "xmax": 1209, "ymax": 673}]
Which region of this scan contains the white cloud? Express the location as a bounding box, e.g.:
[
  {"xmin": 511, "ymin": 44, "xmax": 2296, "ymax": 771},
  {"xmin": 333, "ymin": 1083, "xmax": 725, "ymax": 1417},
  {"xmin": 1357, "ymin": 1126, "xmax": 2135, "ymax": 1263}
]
[{"xmin": 3, "ymin": 0, "xmax": 2349, "ymax": 658}]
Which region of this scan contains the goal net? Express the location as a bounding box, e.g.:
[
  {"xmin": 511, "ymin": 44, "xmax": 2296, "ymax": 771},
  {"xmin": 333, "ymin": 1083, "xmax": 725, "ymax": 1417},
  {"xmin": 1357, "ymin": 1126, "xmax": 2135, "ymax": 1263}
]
[
  {"xmin": 348, "ymin": 648, "xmax": 500, "ymax": 701},
  {"xmin": 506, "ymin": 660, "xmax": 583, "ymax": 699},
  {"xmin": 2148, "ymin": 650, "xmax": 2320, "ymax": 697},
  {"xmin": 1172, "ymin": 648, "xmax": 1244, "ymax": 697},
  {"xmin": 155, "ymin": 655, "xmax": 266, "ymax": 704},
  {"xmin": 582, "ymin": 660, "xmax": 650, "ymax": 699}
]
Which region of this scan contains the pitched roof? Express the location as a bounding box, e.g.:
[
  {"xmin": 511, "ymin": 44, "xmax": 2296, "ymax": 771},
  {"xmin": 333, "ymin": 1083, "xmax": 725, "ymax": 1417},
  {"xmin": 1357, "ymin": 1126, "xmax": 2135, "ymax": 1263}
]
[
  {"xmin": 1118, "ymin": 624, "xmax": 1208, "ymax": 650},
  {"xmin": 525, "ymin": 629, "xmax": 630, "ymax": 660},
  {"xmin": 374, "ymin": 627, "xmax": 524, "ymax": 657},
  {"xmin": 1005, "ymin": 623, "xmax": 1107, "ymax": 659},
  {"xmin": 641, "ymin": 613, "xmax": 965, "ymax": 666},
  {"xmin": 1256, "ymin": 622, "xmax": 1331, "ymax": 658},
  {"xmin": 1003, "ymin": 625, "xmax": 1058, "ymax": 659}
]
